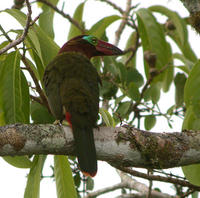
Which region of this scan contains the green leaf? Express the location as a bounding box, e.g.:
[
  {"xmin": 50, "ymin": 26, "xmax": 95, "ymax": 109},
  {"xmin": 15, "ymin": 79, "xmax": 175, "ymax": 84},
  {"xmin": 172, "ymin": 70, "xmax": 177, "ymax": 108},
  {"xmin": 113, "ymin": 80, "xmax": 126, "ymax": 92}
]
[
  {"xmin": 24, "ymin": 155, "xmax": 47, "ymax": 198},
  {"xmin": 99, "ymin": 108, "xmax": 115, "ymax": 127},
  {"xmin": 87, "ymin": 15, "xmax": 120, "ymax": 38},
  {"xmin": 144, "ymin": 115, "xmax": 156, "ymax": 130},
  {"xmin": 116, "ymin": 101, "xmax": 131, "ymax": 118},
  {"xmin": 100, "ymin": 80, "xmax": 118, "ymax": 100},
  {"xmin": 3, "ymin": 156, "xmax": 33, "ymax": 168},
  {"xmin": 54, "ymin": 155, "xmax": 77, "ymax": 198},
  {"xmin": 5, "ymin": 9, "xmax": 59, "ymax": 67},
  {"xmin": 126, "ymin": 68, "xmax": 144, "ymax": 88},
  {"xmin": 0, "ymin": 51, "xmax": 30, "ymax": 124},
  {"xmin": 149, "ymin": 5, "xmax": 186, "ymax": 46},
  {"xmin": 127, "ymin": 82, "xmax": 140, "ymax": 102},
  {"xmin": 68, "ymin": 2, "xmax": 85, "ymax": 40},
  {"xmin": 31, "ymin": 101, "xmax": 55, "ymax": 124},
  {"xmin": 39, "ymin": 0, "xmax": 59, "ymax": 38},
  {"xmin": 182, "ymin": 164, "xmax": 200, "ymax": 186},
  {"xmin": 173, "ymin": 53, "xmax": 194, "ymax": 73},
  {"xmin": 182, "ymin": 106, "xmax": 200, "ymax": 130},
  {"xmin": 5, "ymin": 9, "xmax": 43, "ymax": 62},
  {"xmin": 121, "ymin": 32, "xmax": 137, "ymax": 68},
  {"xmin": 137, "ymin": 8, "xmax": 172, "ymax": 78},
  {"xmin": 174, "ymin": 73, "xmax": 187, "ymax": 107},
  {"xmin": 192, "ymin": 191, "xmax": 198, "ymax": 198},
  {"xmin": 86, "ymin": 177, "xmax": 94, "ymax": 191},
  {"xmin": 149, "ymin": 5, "xmax": 197, "ymax": 62},
  {"xmin": 144, "ymin": 83, "xmax": 161, "ymax": 104},
  {"xmin": 184, "ymin": 61, "xmax": 200, "ymax": 117},
  {"xmin": 116, "ymin": 62, "xmax": 127, "ymax": 85},
  {"xmin": 161, "ymin": 43, "xmax": 173, "ymax": 92},
  {"xmin": 167, "ymin": 105, "xmax": 175, "ymax": 115}
]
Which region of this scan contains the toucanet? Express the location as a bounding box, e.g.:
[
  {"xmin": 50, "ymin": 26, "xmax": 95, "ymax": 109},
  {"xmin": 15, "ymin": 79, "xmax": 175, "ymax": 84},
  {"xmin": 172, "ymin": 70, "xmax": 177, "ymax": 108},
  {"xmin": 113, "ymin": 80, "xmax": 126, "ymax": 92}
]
[{"xmin": 43, "ymin": 35, "xmax": 123, "ymax": 177}]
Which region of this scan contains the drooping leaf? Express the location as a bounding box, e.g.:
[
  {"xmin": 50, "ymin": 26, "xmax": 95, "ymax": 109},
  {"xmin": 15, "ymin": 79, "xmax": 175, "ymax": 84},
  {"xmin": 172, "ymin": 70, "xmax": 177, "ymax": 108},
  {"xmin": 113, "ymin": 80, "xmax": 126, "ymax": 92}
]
[
  {"xmin": 39, "ymin": 0, "xmax": 59, "ymax": 38},
  {"xmin": 149, "ymin": 5, "xmax": 187, "ymax": 46},
  {"xmin": 126, "ymin": 68, "xmax": 144, "ymax": 88},
  {"xmin": 182, "ymin": 61, "xmax": 200, "ymax": 185},
  {"xmin": 68, "ymin": 2, "xmax": 85, "ymax": 40},
  {"xmin": 3, "ymin": 156, "xmax": 33, "ymax": 169},
  {"xmin": 174, "ymin": 73, "xmax": 187, "ymax": 107},
  {"xmin": 127, "ymin": 82, "xmax": 140, "ymax": 102},
  {"xmin": 121, "ymin": 32, "xmax": 137, "ymax": 68},
  {"xmin": 144, "ymin": 83, "xmax": 161, "ymax": 104},
  {"xmin": 149, "ymin": 5, "xmax": 197, "ymax": 62},
  {"xmin": 182, "ymin": 164, "xmax": 200, "ymax": 186},
  {"xmin": 100, "ymin": 79, "xmax": 118, "ymax": 100},
  {"xmin": 86, "ymin": 177, "xmax": 94, "ymax": 191},
  {"xmin": 24, "ymin": 155, "xmax": 47, "ymax": 198},
  {"xmin": 136, "ymin": 8, "xmax": 171, "ymax": 75},
  {"xmin": 54, "ymin": 155, "xmax": 77, "ymax": 198},
  {"xmin": 99, "ymin": 108, "xmax": 115, "ymax": 127},
  {"xmin": 116, "ymin": 101, "xmax": 131, "ymax": 119},
  {"xmin": 0, "ymin": 51, "xmax": 30, "ymax": 124},
  {"xmin": 87, "ymin": 15, "xmax": 120, "ymax": 38},
  {"xmin": 144, "ymin": 115, "xmax": 156, "ymax": 130},
  {"xmin": 182, "ymin": 106, "xmax": 200, "ymax": 130},
  {"xmin": 184, "ymin": 61, "xmax": 200, "ymax": 117}
]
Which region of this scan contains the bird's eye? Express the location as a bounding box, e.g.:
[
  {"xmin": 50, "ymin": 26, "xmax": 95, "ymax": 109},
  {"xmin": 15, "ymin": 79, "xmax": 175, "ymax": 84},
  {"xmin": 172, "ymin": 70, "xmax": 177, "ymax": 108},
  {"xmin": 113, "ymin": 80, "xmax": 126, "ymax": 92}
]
[
  {"xmin": 83, "ymin": 35, "xmax": 98, "ymax": 46},
  {"xmin": 91, "ymin": 38, "xmax": 97, "ymax": 45}
]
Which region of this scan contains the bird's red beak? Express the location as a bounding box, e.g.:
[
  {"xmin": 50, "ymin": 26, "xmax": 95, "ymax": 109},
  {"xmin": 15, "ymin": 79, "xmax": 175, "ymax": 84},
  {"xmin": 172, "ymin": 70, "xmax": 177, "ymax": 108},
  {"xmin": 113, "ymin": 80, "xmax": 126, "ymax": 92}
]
[{"xmin": 96, "ymin": 40, "xmax": 123, "ymax": 56}]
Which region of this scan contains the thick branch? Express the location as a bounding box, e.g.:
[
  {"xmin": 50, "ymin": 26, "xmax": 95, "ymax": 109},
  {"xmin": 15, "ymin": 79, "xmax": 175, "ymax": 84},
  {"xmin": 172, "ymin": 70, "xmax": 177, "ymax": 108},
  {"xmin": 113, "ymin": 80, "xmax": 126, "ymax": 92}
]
[{"xmin": 0, "ymin": 124, "xmax": 200, "ymax": 170}]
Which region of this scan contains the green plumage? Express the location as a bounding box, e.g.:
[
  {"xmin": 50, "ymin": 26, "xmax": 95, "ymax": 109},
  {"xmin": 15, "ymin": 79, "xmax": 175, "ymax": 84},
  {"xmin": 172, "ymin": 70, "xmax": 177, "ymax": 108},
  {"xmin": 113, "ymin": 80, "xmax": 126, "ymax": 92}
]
[{"xmin": 43, "ymin": 52, "xmax": 100, "ymax": 176}]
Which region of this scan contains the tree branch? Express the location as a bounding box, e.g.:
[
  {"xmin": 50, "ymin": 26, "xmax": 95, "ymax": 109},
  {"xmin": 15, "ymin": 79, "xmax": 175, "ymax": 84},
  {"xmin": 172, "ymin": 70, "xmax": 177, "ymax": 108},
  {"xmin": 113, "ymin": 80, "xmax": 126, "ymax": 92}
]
[
  {"xmin": 84, "ymin": 182, "xmax": 126, "ymax": 198},
  {"xmin": 114, "ymin": 166, "xmax": 200, "ymax": 191},
  {"xmin": 1, "ymin": 124, "xmax": 200, "ymax": 169},
  {"xmin": 0, "ymin": 0, "xmax": 33, "ymax": 55},
  {"xmin": 36, "ymin": 0, "xmax": 85, "ymax": 33},
  {"xmin": 116, "ymin": 170, "xmax": 175, "ymax": 198},
  {"xmin": 114, "ymin": 0, "xmax": 132, "ymax": 46}
]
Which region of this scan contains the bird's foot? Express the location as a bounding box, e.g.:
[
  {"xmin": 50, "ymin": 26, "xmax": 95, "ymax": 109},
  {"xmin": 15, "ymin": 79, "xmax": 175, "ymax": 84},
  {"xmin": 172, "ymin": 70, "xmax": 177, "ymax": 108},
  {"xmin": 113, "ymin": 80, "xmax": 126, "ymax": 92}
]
[{"xmin": 53, "ymin": 120, "xmax": 62, "ymax": 126}]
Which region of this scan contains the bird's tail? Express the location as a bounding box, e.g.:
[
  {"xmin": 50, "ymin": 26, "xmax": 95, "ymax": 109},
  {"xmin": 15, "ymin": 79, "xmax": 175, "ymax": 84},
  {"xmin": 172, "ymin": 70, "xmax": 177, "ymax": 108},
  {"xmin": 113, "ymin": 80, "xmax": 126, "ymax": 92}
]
[{"xmin": 72, "ymin": 126, "xmax": 97, "ymax": 177}]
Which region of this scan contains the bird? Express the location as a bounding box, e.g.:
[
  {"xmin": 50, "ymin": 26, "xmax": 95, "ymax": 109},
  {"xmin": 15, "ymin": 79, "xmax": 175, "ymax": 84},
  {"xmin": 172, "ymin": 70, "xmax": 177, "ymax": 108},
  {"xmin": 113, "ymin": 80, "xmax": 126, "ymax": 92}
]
[{"xmin": 43, "ymin": 35, "xmax": 123, "ymax": 177}]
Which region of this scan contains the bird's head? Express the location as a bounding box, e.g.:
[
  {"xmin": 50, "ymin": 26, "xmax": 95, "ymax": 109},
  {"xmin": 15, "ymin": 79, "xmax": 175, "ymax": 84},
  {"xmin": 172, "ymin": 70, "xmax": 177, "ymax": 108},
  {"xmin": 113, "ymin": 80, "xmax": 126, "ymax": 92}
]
[{"xmin": 59, "ymin": 35, "xmax": 123, "ymax": 59}]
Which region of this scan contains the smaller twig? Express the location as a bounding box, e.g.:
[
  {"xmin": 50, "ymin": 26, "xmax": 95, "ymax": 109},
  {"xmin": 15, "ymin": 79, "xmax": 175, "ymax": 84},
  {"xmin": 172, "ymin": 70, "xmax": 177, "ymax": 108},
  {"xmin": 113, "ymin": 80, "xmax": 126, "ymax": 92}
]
[
  {"xmin": 0, "ymin": 0, "xmax": 33, "ymax": 55},
  {"xmin": 114, "ymin": 166, "xmax": 200, "ymax": 191},
  {"xmin": 30, "ymin": 95, "xmax": 43, "ymax": 105},
  {"xmin": 21, "ymin": 56, "xmax": 50, "ymax": 111},
  {"xmin": 0, "ymin": 25, "xmax": 13, "ymax": 43},
  {"xmin": 114, "ymin": 0, "xmax": 132, "ymax": 46},
  {"xmin": 133, "ymin": 63, "xmax": 170, "ymax": 110},
  {"xmin": 147, "ymin": 170, "xmax": 152, "ymax": 198},
  {"xmin": 98, "ymin": 0, "xmax": 124, "ymax": 14},
  {"xmin": 36, "ymin": 0, "xmax": 84, "ymax": 33},
  {"xmin": 84, "ymin": 183, "xmax": 127, "ymax": 198},
  {"xmin": 117, "ymin": 170, "xmax": 175, "ymax": 198},
  {"xmin": 181, "ymin": 189, "xmax": 196, "ymax": 198}
]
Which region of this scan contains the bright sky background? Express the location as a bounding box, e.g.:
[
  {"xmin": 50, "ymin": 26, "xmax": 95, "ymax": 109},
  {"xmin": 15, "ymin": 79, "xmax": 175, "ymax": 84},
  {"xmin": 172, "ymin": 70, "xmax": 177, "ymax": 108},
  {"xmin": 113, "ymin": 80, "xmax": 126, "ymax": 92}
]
[{"xmin": 0, "ymin": 0, "xmax": 198, "ymax": 197}]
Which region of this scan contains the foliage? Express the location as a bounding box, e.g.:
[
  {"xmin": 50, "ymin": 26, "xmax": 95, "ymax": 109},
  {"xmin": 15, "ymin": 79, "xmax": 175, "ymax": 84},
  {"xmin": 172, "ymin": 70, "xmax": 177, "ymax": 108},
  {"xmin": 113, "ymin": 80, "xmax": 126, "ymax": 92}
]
[{"xmin": 0, "ymin": 0, "xmax": 199, "ymax": 197}]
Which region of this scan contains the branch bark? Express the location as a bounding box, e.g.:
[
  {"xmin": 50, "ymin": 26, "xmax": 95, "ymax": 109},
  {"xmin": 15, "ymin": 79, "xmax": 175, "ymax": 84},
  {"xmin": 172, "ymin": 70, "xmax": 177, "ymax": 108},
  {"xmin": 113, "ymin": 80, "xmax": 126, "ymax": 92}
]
[{"xmin": 0, "ymin": 124, "xmax": 200, "ymax": 170}]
